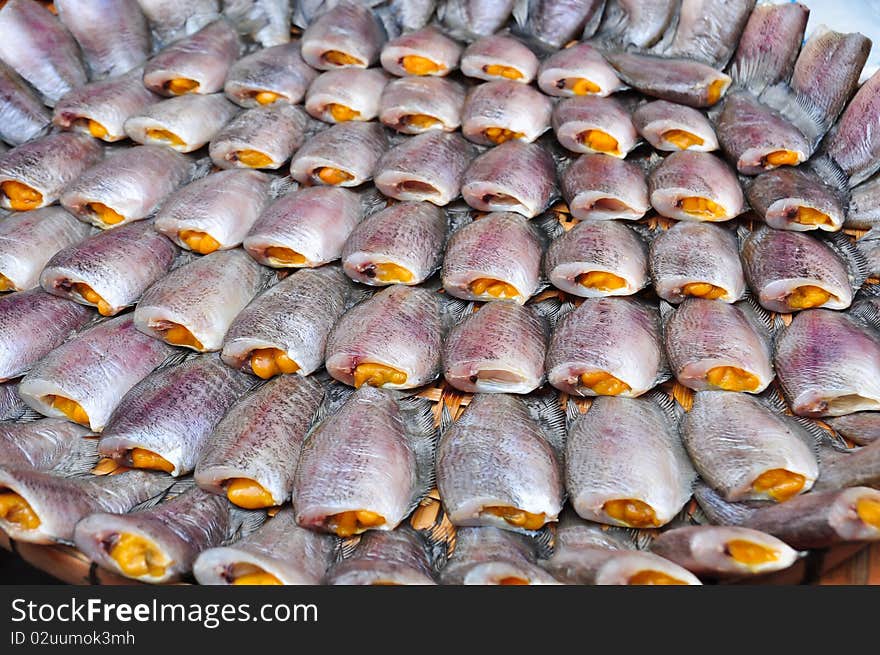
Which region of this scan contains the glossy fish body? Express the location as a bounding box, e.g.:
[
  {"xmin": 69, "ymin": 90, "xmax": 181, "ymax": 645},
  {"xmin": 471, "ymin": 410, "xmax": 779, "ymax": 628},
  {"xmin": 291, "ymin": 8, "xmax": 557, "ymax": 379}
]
[
  {"xmin": 665, "ymin": 0, "xmax": 755, "ymax": 68},
  {"xmin": 124, "ymin": 93, "xmax": 240, "ymax": 153},
  {"xmin": 0, "ymin": 419, "xmax": 94, "ymax": 472},
  {"xmin": 439, "ymin": 526, "xmax": 559, "ymax": 585},
  {"xmin": 562, "ymin": 153, "xmax": 649, "ymax": 221},
  {"xmin": 300, "ymin": 1, "xmax": 385, "ymax": 71},
  {"xmin": 380, "ymin": 26, "xmax": 462, "ymax": 78},
  {"xmin": 460, "ymin": 34, "xmax": 538, "ymax": 84},
  {"xmin": 305, "ymin": 68, "xmax": 389, "ymax": 124},
  {"xmin": 513, "ymin": 0, "xmax": 605, "ymax": 50},
  {"xmin": 747, "ymin": 168, "xmax": 846, "ymax": 232},
  {"xmin": 552, "ymin": 95, "xmax": 638, "ymax": 158},
  {"xmin": 209, "ymin": 104, "xmax": 308, "ymax": 170},
  {"xmin": 290, "ymin": 121, "xmax": 387, "ymax": 187},
  {"xmin": 606, "ymin": 52, "xmax": 730, "ymax": 109},
  {"xmin": 825, "ymin": 70, "xmax": 880, "ymax": 187},
  {"xmin": 632, "ymin": 100, "xmax": 718, "ymax": 153},
  {"xmin": 378, "ymin": 76, "xmax": 466, "ymax": 134},
  {"xmin": 537, "ymin": 42, "xmax": 623, "ymax": 99},
  {"xmin": 847, "ymin": 177, "xmax": 880, "ymax": 230},
  {"xmin": 649, "ymin": 150, "xmax": 744, "ymax": 222},
  {"xmin": 437, "ymin": 0, "xmax": 514, "ymax": 41},
  {"xmin": 224, "ymin": 42, "xmax": 319, "ymax": 109},
  {"xmin": 597, "ymin": 0, "xmax": 677, "ymax": 50},
  {"xmin": 461, "ymin": 80, "xmax": 552, "ymax": 146},
  {"xmin": 325, "ymin": 526, "xmax": 436, "ymax": 585},
  {"xmin": 0, "ymin": 61, "xmax": 51, "ymax": 146},
  {"xmin": 827, "ymin": 413, "xmax": 880, "ymax": 446}
]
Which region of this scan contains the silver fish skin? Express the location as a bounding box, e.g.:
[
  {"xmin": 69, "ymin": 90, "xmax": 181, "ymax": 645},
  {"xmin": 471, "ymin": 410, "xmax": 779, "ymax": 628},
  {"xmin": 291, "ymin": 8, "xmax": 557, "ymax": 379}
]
[
  {"xmin": 305, "ymin": 68, "xmax": 389, "ymax": 124},
  {"xmin": 827, "ymin": 413, "xmax": 880, "ymax": 446},
  {"xmin": 18, "ymin": 315, "xmax": 176, "ymax": 432},
  {"xmin": 561, "ymin": 153, "xmax": 649, "ymax": 221},
  {"xmin": 438, "ymin": 526, "xmax": 559, "ymax": 585},
  {"xmin": 461, "ymin": 80, "xmax": 552, "ymax": 146},
  {"xmin": 436, "ymin": 0, "xmax": 514, "ymax": 42},
  {"xmin": 209, "ymin": 104, "xmax": 308, "ymax": 170},
  {"xmin": 0, "ymin": 207, "xmax": 91, "ymax": 292},
  {"xmin": 747, "ymin": 168, "xmax": 846, "ymax": 233},
  {"xmin": 847, "ymin": 176, "xmax": 880, "ymax": 230},
  {"xmin": 682, "ymin": 391, "xmax": 818, "ymax": 502},
  {"xmin": 0, "ymin": 0, "xmax": 87, "ymax": 105},
  {"xmin": 374, "ymin": 131, "xmax": 473, "ymax": 205},
  {"xmin": 649, "ymin": 150, "xmax": 745, "ymax": 222},
  {"xmin": 380, "ymin": 25, "xmax": 462, "ymax": 78},
  {"xmin": 664, "ymin": 299, "xmax": 774, "ymax": 393},
  {"xmin": 512, "ymin": 0, "xmax": 605, "ymax": 50},
  {"xmin": 53, "ymin": 68, "xmax": 162, "ymax": 143},
  {"xmin": 325, "ymin": 285, "xmax": 443, "ymax": 389},
  {"xmin": 650, "ymin": 525, "xmax": 799, "ymax": 577},
  {"xmin": 342, "ymin": 201, "xmax": 446, "ymax": 286},
  {"xmin": 290, "ymin": 121, "xmax": 388, "ymax": 187},
  {"xmin": 596, "ymin": 0, "xmax": 677, "ymax": 50},
  {"xmin": 741, "ymin": 227, "xmax": 853, "ymax": 312},
  {"xmin": 461, "ymin": 140, "xmax": 556, "ymax": 218},
  {"xmin": 300, "ymin": 1, "xmax": 385, "ymax": 71},
  {"xmin": 441, "ymin": 212, "xmax": 542, "ymax": 305},
  {"xmin": 0, "ymin": 61, "xmax": 51, "ymax": 146},
  {"xmin": 221, "ymin": 266, "xmax": 351, "ymax": 376},
  {"xmin": 665, "ymin": 0, "xmax": 755, "ymax": 68},
  {"xmin": 815, "ymin": 440, "xmax": 880, "ymax": 493},
  {"xmin": 442, "ymin": 301, "xmax": 546, "ymax": 394},
  {"xmin": 325, "ymin": 526, "xmax": 436, "ymax": 585},
  {"xmin": 195, "ymin": 375, "xmax": 325, "ymax": 506},
  {"xmin": 124, "ymin": 93, "xmax": 241, "ymax": 153},
  {"xmin": 74, "ymin": 486, "xmax": 230, "ymax": 583},
  {"xmin": 436, "ymin": 393, "xmax": 563, "ymax": 529},
  {"xmin": 632, "ymin": 100, "xmax": 719, "ymax": 152},
  {"xmin": 0, "ymin": 132, "xmax": 103, "ymax": 212},
  {"xmin": 460, "ymin": 34, "xmax": 539, "ymax": 84},
  {"xmin": 378, "ymin": 0, "xmax": 437, "ymax": 35},
  {"xmin": 194, "ymin": 508, "xmax": 335, "ymax": 585},
  {"xmin": 244, "ymin": 186, "xmax": 362, "ymax": 268},
  {"xmin": 859, "ymin": 229, "xmax": 880, "ymax": 277},
  {"xmin": 98, "ymin": 354, "xmax": 253, "ymax": 476},
  {"xmin": 0, "ymin": 290, "xmax": 93, "ymax": 382},
  {"xmin": 40, "ymin": 220, "xmax": 177, "ymax": 317},
  {"xmin": 537, "ymin": 42, "xmax": 624, "ymax": 99},
  {"xmin": 0, "ymin": 381, "xmax": 27, "ymax": 420},
  {"xmin": 544, "ymin": 219, "xmax": 648, "ymax": 298},
  {"xmin": 55, "ymin": 0, "xmax": 151, "ymax": 79},
  {"xmin": 649, "ymin": 221, "xmax": 745, "ymax": 304},
  {"xmin": 0, "ymin": 468, "xmax": 172, "ymax": 545},
  {"xmin": 567, "ymin": 395, "xmax": 696, "ymax": 528},
  {"xmin": 134, "ymin": 249, "xmax": 266, "ymax": 352},
  {"xmin": 224, "ymin": 42, "xmax": 319, "ymax": 109},
  {"xmin": 222, "ymin": 0, "xmax": 292, "ymax": 47},
  {"xmin": 774, "ymin": 309, "xmax": 880, "ymax": 417},
  {"xmin": 0, "ymin": 419, "xmax": 95, "ymax": 472},
  {"xmin": 135, "ymin": 0, "xmax": 220, "ymax": 47},
  {"xmin": 378, "ymin": 76, "xmax": 466, "ymax": 134},
  {"xmin": 60, "ymin": 145, "xmax": 194, "ymax": 230},
  {"xmin": 552, "ymin": 95, "xmax": 638, "ymax": 158},
  {"xmin": 155, "ymin": 169, "xmax": 272, "ymax": 252},
  {"xmin": 825, "ymin": 70, "xmax": 880, "ymax": 188},
  {"xmin": 143, "ymin": 19, "xmax": 240, "ymax": 96},
  {"xmin": 546, "ymin": 297, "xmax": 665, "ymax": 398}
]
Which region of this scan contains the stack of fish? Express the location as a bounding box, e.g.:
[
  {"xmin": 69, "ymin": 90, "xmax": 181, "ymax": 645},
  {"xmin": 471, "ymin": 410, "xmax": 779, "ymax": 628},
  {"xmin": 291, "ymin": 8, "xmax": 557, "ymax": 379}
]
[{"xmin": 0, "ymin": 0, "xmax": 879, "ymax": 586}]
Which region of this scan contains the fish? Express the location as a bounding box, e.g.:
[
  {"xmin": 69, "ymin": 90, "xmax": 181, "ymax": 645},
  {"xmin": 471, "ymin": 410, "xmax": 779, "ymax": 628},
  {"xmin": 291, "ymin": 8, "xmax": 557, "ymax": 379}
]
[
  {"xmin": 324, "ymin": 526, "xmax": 437, "ymax": 585},
  {"xmin": 814, "ymin": 440, "xmax": 880, "ymax": 492},
  {"xmin": 461, "ymin": 80, "xmax": 552, "ymax": 146},
  {"xmin": 305, "ymin": 68, "xmax": 389, "ymax": 124},
  {"xmin": 442, "ymin": 300, "xmax": 547, "ymax": 394},
  {"xmin": 552, "ymin": 95, "xmax": 638, "ymax": 158},
  {"xmin": 0, "ymin": 419, "xmax": 96, "ymax": 473},
  {"xmin": 0, "ymin": 207, "xmax": 91, "ymax": 292},
  {"xmin": 60, "ymin": 145, "xmax": 195, "ymax": 229},
  {"xmin": 546, "ymin": 297, "xmax": 666, "ymax": 398},
  {"xmin": 40, "ymin": 220, "xmax": 178, "ymax": 317},
  {"xmin": 0, "ymin": 132, "xmax": 103, "ymax": 212},
  {"xmin": 221, "ymin": 266, "xmax": 351, "ymax": 378},
  {"xmin": 380, "ymin": 25, "xmax": 462, "ymax": 77},
  {"xmin": 543, "ymin": 219, "xmax": 648, "ymax": 297},
  {"xmin": 632, "ymin": 100, "xmax": 719, "ymax": 152},
  {"xmin": 648, "ymin": 150, "xmax": 745, "ymax": 222},
  {"xmin": 154, "ymin": 169, "xmax": 272, "ymax": 254},
  {"xmin": 441, "ymin": 211, "xmax": 543, "ymax": 304},
  {"xmin": 373, "ymin": 131, "xmax": 474, "ymax": 205},
  {"xmin": 0, "ymin": 0, "xmax": 87, "ymax": 105},
  {"xmin": 460, "ymin": 33, "xmax": 539, "ymax": 84},
  {"xmin": 53, "ymin": 68, "xmax": 162, "ymax": 142},
  {"xmin": 224, "ymin": 41, "xmax": 319, "ymax": 108},
  {"xmin": 0, "ymin": 290, "xmax": 94, "ymax": 382},
  {"xmin": 244, "ymin": 186, "xmax": 363, "ymax": 268},
  {"xmin": 0, "ymin": 382, "xmax": 28, "ymax": 420},
  {"xmin": 300, "ymin": 1, "xmax": 386, "ymax": 71},
  {"xmin": 596, "ymin": 0, "xmax": 677, "ymax": 50},
  {"xmin": 55, "ymin": 0, "xmax": 151, "ymax": 79},
  {"xmin": 74, "ymin": 486, "xmax": 231, "ymax": 583},
  {"xmin": 436, "ymin": 0, "xmax": 515, "ymax": 42},
  {"xmin": 194, "ymin": 508, "xmax": 335, "ymax": 585},
  {"xmin": 378, "ymin": 76, "xmax": 466, "ymax": 134},
  {"xmin": 143, "ymin": 19, "xmax": 240, "ymax": 96},
  {"xmin": 774, "ymin": 309, "xmax": 880, "ymax": 417},
  {"xmin": 561, "ymin": 152, "xmax": 650, "ymax": 221},
  {"xmin": 374, "ymin": 0, "xmax": 437, "ymax": 36},
  {"xmin": 665, "ymin": 0, "xmax": 756, "ymax": 69},
  {"xmin": 135, "ymin": 0, "xmax": 220, "ymax": 47},
  {"xmin": 847, "ymin": 176, "xmax": 880, "ymax": 231},
  {"xmin": 18, "ymin": 315, "xmax": 177, "ymax": 432},
  {"xmin": 222, "ymin": 0, "xmax": 292, "ymax": 48},
  {"xmin": 746, "ymin": 167, "xmax": 847, "ymax": 232},
  {"xmin": 512, "ymin": 0, "xmax": 605, "ymax": 50},
  {"xmin": 537, "ymin": 42, "xmax": 624, "ymax": 99},
  {"xmin": 436, "ymin": 392, "xmax": 563, "ymax": 530},
  {"xmin": 133, "ymin": 249, "xmax": 267, "ymax": 352},
  {"xmin": 859, "ymin": 229, "xmax": 880, "ymax": 277},
  {"xmin": 461, "ymin": 139, "xmax": 556, "ymax": 218},
  {"xmin": 325, "ymin": 284, "xmax": 445, "ymax": 389},
  {"xmin": 825, "ymin": 70, "xmax": 880, "ymax": 188},
  {"xmin": 290, "ymin": 121, "xmax": 388, "ymax": 187},
  {"xmin": 650, "ymin": 525, "xmax": 799, "ymax": 577},
  {"xmin": 124, "ymin": 93, "xmax": 241, "ymax": 153},
  {"xmin": 195, "ymin": 375, "xmax": 325, "ymax": 508},
  {"xmin": 209, "ymin": 103, "xmax": 308, "ymax": 170},
  {"xmin": 438, "ymin": 526, "xmax": 559, "ymax": 585},
  {"xmin": 567, "ymin": 394, "xmax": 696, "ymax": 527},
  {"xmin": 0, "ymin": 61, "xmax": 51, "ymax": 146},
  {"xmin": 827, "ymin": 413, "xmax": 880, "ymax": 447},
  {"xmin": 293, "ymin": 385, "xmax": 435, "ymax": 536},
  {"xmin": 342, "ymin": 201, "xmax": 446, "ymax": 286}
]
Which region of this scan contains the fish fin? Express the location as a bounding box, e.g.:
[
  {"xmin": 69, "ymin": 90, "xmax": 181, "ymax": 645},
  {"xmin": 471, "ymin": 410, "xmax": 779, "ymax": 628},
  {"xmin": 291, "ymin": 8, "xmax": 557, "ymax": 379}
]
[
  {"xmin": 693, "ymin": 481, "xmax": 756, "ymax": 526},
  {"xmin": 444, "ymin": 201, "xmax": 474, "ymax": 238},
  {"xmin": 334, "ymin": 535, "xmax": 361, "ymax": 561},
  {"xmin": 224, "ymin": 506, "xmax": 268, "ymax": 544},
  {"xmin": 689, "ymin": 502, "xmax": 711, "ymax": 526},
  {"xmin": 127, "ymin": 480, "xmax": 177, "ymax": 513},
  {"xmin": 154, "ymin": 348, "xmax": 193, "ymax": 372},
  {"xmin": 628, "ymin": 222, "xmax": 654, "ymax": 243},
  {"xmin": 439, "ymin": 402, "xmax": 454, "ymax": 436},
  {"xmin": 850, "ymin": 299, "xmax": 880, "ymax": 332},
  {"xmin": 49, "ymin": 438, "xmax": 101, "ymax": 477},
  {"xmin": 521, "ymin": 389, "xmax": 567, "ymax": 460},
  {"xmin": 316, "ymin": 381, "xmax": 356, "ymax": 422},
  {"xmin": 189, "ymin": 156, "xmax": 215, "ymax": 182},
  {"xmin": 807, "ymin": 154, "xmax": 851, "ymax": 195},
  {"xmin": 358, "ymin": 185, "xmax": 390, "ymax": 218},
  {"xmin": 735, "ymin": 223, "xmax": 752, "ymax": 249},
  {"xmin": 12, "ymin": 406, "xmax": 44, "ymax": 423},
  {"xmin": 629, "ymin": 528, "xmax": 655, "ymax": 551},
  {"xmin": 398, "ymin": 395, "xmax": 440, "ymax": 512},
  {"xmin": 737, "ymin": 294, "xmax": 779, "ymax": 350},
  {"xmin": 759, "ymin": 84, "xmax": 827, "ymax": 149},
  {"xmin": 554, "ymin": 300, "xmax": 579, "ymax": 327},
  {"xmin": 564, "ymin": 395, "xmax": 582, "ymax": 429},
  {"xmin": 511, "ymin": 0, "xmax": 529, "ymax": 30},
  {"xmin": 646, "ymin": 388, "xmax": 684, "ymax": 425},
  {"xmin": 755, "ymin": 386, "xmax": 792, "ymax": 415},
  {"xmin": 439, "ymin": 294, "xmax": 472, "ymax": 334},
  {"xmin": 786, "ymin": 415, "xmax": 828, "ymax": 456},
  {"xmin": 532, "ymin": 212, "xmax": 559, "ymax": 248},
  {"xmin": 858, "ymin": 281, "xmax": 880, "ymax": 298},
  {"xmin": 268, "ymin": 175, "xmax": 297, "ymax": 199},
  {"xmin": 529, "ymin": 296, "xmax": 563, "ymax": 332},
  {"xmin": 824, "ymin": 231, "xmax": 871, "ymax": 292}
]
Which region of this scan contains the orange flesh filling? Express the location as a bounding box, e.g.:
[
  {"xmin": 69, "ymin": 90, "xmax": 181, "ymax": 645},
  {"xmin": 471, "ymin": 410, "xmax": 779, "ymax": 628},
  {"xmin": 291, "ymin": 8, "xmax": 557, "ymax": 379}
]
[
  {"xmin": 577, "ymin": 270, "xmax": 626, "ymax": 291},
  {"xmin": 353, "ymin": 362, "xmax": 408, "ymax": 388},
  {"xmin": 1, "ymin": 180, "xmax": 42, "ymax": 211},
  {"xmin": 484, "ymin": 127, "xmax": 524, "ymax": 144},
  {"xmin": 580, "ymin": 371, "xmax": 631, "ymax": 396},
  {"xmin": 857, "ymin": 498, "xmax": 880, "ymax": 529},
  {"xmin": 602, "ymin": 499, "xmax": 661, "ymax": 527},
  {"xmin": 662, "ymin": 129, "xmax": 704, "ymax": 150},
  {"xmin": 249, "ymin": 347, "xmax": 300, "ymax": 379},
  {"xmin": 230, "ymin": 563, "xmax": 282, "ymax": 585},
  {"xmin": 0, "ymin": 491, "xmax": 41, "ymax": 530},
  {"xmin": 72, "ymin": 282, "xmax": 114, "ymax": 316},
  {"xmin": 254, "ymin": 90, "xmax": 283, "ymax": 105},
  {"xmin": 678, "ymin": 196, "xmax": 725, "ymax": 219},
  {"xmin": 752, "ymin": 468, "xmax": 806, "ymax": 502},
  {"xmin": 264, "ymin": 246, "xmax": 307, "ymax": 266},
  {"xmin": 725, "ymin": 539, "xmax": 779, "ymax": 566},
  {"xmin": 400, "ymin": 55, "xmax": 444, "ymax": 75},
  {"xmin": 365, "ymin": 262, "xmax": 414, "ymax": 283},
  {"xmin": 165, "ymin": 78, "xmax": 199, "ymax": 95},
  {"xmin": 75, "ymin": 118, "xmax": 108, "ymax": 139},
  {"xmin": 469, "ymin": 278, "xmax": 519, "ymax": 299},
  {"xmin": 46, "ymin": 394, "xmax": 89, "ymax": 426},
  {"xmin": 786, "ymin": 285, "xmax": 833, "ymax": 309},
  {"xmin": 326, "ymin": 510, "xmax": 385, "ymax": 537},
  {"xmin": 629, "ymin": 570, "xmax": 688, "ymax": 585},
  {"xmin": 234, "ymin": 149, "xmax": 273, "ymax": 168},
  {"xmin": 793, "ymin": 206, "xmax": 833, "ymax": 227},
  {"xmin": 483, "ymin": 506, "xmax": 546, "ymax": 530},
  {"xmin": 145, "ymin": 128, "xmax": 185, "ymax": 147},
  {"xmin": 109, "ymin": 533, "xmax": 170, "ymax": 578},
  {"xmin": 498, "ymin": 577, "xmax": 530, "ymax": 585},
  {"xmin": 482, "ymin": 64, "xmax": 523, "ymax": 80},
  {"xmin": 706, "ymin": 366, "xmax": 760, "ymax": 392},
  {"xmin": 155, "ymin": 322, "xmax": 204, "ymax": 350},
  {"xmin": 764, "ymin": 150, "xmax": 800, "ymax": 167},
  {"xmin": 322, "ymin": 51, "xmax": 363, "ymax": 67},
  {"xmin": 707, "ymin": 79, "xmax": 726, "ymax": 105},
  {"xmin": 682, "ymin": 282, "xmax": 726, "ymax": 299},
  {"xmin": 560, "ymin": 77, "xmax": 600, "ymax": 95},
  {"xmin": 578, "ymin": 129, "xmax": 619, "ymax": 154},
  {"xmin": 87, "ymin": 202, "xmax": 125, "ymax": 226},
  {"xmin": 178, "ymin": 229, "xmax": 221, "ymax": 255},
  {"xmin": 225, "ymin": 478, "xmax": 276, "ymax": 509},
  {"xmin": 315, "ymin": 166, "xmax": 353, "ymax": 185},
  {"xmin": 326, "ymin": 103, "xmax": 360, "ymax": 122},
  {"xmin": 0, "ymin": 273, "xmax": 16, "ymax": 291},
  {"xmin": 403, "ymin": 114, "xmax": 442, "ymax": 129},
  {"xmin": 130, "ymin": 448, "xmax": 175, "ymax": 474}
]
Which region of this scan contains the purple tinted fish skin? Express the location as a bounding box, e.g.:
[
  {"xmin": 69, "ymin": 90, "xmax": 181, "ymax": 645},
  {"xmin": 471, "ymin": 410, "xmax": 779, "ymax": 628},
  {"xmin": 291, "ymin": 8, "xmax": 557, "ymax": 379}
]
[
  {"xmin": 552, "ymin": 95, "xmax": 638, "ymax": 157},
  {"xmin": 460, "ymin": 34, "xmax": 539, "ymax": 84},
  {"xmin": 605, "ymin": 52, "xmax": 731, "ymax": 108},
  {"xmin": 815, "ymin": 440, "xmax": 880, "ymax": 492},
  {"xmin": 537, "ymin": 42, "xmax": 624, "ymax": 99},
  {"xmin": 596, "ymin": 0, "xmax": 677, "ymax": 50},
  {"xmin": 827, "ymin": 413, "xmax": 880, "ymax": 446},
  {"xmin": 209, "ymin": 104, "xmax": 308, "ymax": 170},
  {"xmin": 649, "ymin": 150, "xmax": 745, "ymax": 221},
  {"xmin": 0, "ymin": 419, "xmax": 94, "ymax": 472},
  {"xmin": 379, "ymin": 76, "xmax": 466, "ymax": 134},
  {"xmin": 826, "ymin": 70, "xmax": 880, "ymax": 187},
  {"xmin": 632, "ymin": 100, "xmax": 719, "ymax": 152},
  {"xmin": 665, "ymin": 0, "xmax": 756, "ymax": 68},
  {"xmin": 437, "ymin": 0, "xmax": 514, "ymax": 41},
  {"xmin": 325, "ymin": 526, "xmax": 436, "ymax": 585},
  {"xmin": 847, "ymin": 177, "xmax": 880, "ymax": 230},
  {"xmin": 300, "ymin": 1, "xmax": 385, "ymax": 70},
  {"xmin": 747, "ymin": 167, "xmax": 846, "ymax": 232},
  {"xmin": 224, "ymin": 41, "xmax": 319, "ymax": 108},
  {"xmin": 290, "ymin": 121, "xmax": 388, "ymax": 186},
  {"xmin": 305, "ymin": 68, "xmax": 389, "ymax": 123},
  {"xmin": 461, "ymin": 80, "xmax": 552, "ymax": 146},
  {"xmin": 124, "ymin": 93, "xmax": 241, "ymax": 153},
  {"xmin": 380, "ymin": 26, "xmax": 462, "ymax": 77},
  {"xmin": 562, "ymin": 153, "xmax": 649, "ymax": 221},
  {"xmin": 0, "ymin": 61, "xmax": 51, "ymax": 146},
  {"xmin": 513, "ymin": 0, "xmax": 605, "ymax": 49}
]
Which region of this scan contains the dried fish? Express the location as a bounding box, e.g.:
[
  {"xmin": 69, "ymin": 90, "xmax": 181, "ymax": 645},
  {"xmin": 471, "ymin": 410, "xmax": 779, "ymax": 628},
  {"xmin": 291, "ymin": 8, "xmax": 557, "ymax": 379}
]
[
  {"xmin": 209, "ymin": 103, "xmax": 308, "ymax": 170},
  {"xmin": 325, "ymin": 526, "xmax": 437, "ymax": 585},
  {"xmin": 439, "ymin": 526, "xmax": 559, "ymax": 585},
  {"xmin": 300, "ymin": 1, "xmax": 386, "ymax": 70},
  {"xmin": 649, "ymin": 150, "xmax": 745, "ymax": 222},
  {"xmin": 124, "ymin": 93, "xmax": 240, "ymax": 153},
  {"xmin": 552, "ymin": 95, "xmax": 638, "ymax": 158},
  {"xmin": 380, "ymin": 25, "xmax": 462, "ymax": 77},
  {"xmin": 537, "ymin": 42, "xmax": 623, "ymax": 99},
  {"xmin": 461, "ymin": 80, "xmax": 552, "ymax": 146},
  {"xmin": 632, "ymin": 100, "xmax": 718, "ymax": 153},
  {"xmin": 290, "ymin": 121, "xmax": 387, "ymax": 187},
  {"xmin": 378, "ymin": 76, "xmax": 466, "ymax": 134},
  {"xmin": 305, "ymin": 68, "xmax": 389, "ymax": 123},
  {"xmin": 561, "ymin": 153, "xmax": 649, "ymax": 221},
  {"xmin": 224, "ymin": 41, "xmax": 318, "ymax": 108},
  {"xmin": 460, "ymin": 33, "xmax": 538, "ymax": 84}
]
